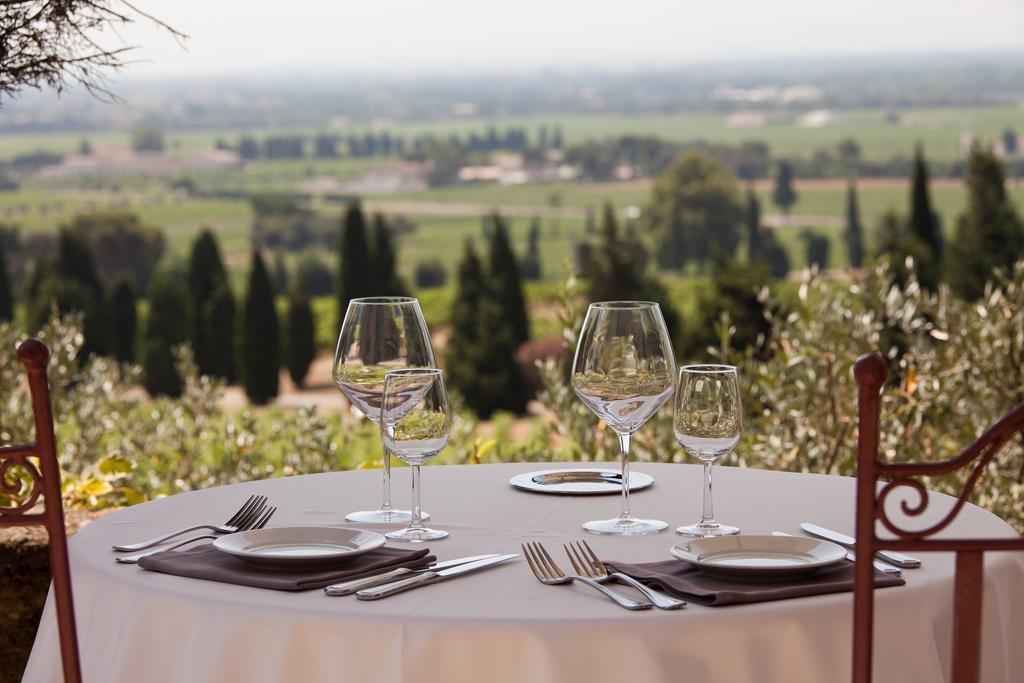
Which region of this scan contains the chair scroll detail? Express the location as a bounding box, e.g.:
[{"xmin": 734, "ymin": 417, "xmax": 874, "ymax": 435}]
[
  {"xmin": 0, "ymin": 339, "xmax": 82, "ymax": 683},
  {"xmin": 852, "ymin": 352, "xmax": 1024, "ymax": 683}
]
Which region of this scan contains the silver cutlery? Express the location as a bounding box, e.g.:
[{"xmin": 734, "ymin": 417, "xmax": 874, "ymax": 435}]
[
  {"xmin": 324, "ymin": 554, "xmax": 503, "ymax": 596},
  {"xmin": 800, "ymin": 523, "xmax": 921, "ymax": 569},
  {"xmin": 522, "ymin": 541, "xmax": 651, "ymax": 611},
  {"xmin": 115, "ymin": 506, "xmax": 276, "ymax": 564},
  {"xmin": 356, "ymin": 554, "xmax": 518, "ymax": 600},
  {"xmin": 112, "ymin": 495, "xmax": 268, "ymax": 552},
  {"xmin": 772, "ymin": 531, "xmax": 900, "ymax": 576},
  {"xmin": 565, "ymin": 540, "xmax": 685, "ymax": 610}
]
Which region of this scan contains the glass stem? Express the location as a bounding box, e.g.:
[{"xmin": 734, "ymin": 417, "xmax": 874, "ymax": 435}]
[
  {"xmin": 410, "ymin": 465, "xmax": 423, "ymax": 530},
  {"xmin": 701, "ymin": 460, "xmax": 717, "ymax": 527},
  {"xmin": 380, "ymin": 443, "xmax": 393, "ymax": 512},
  {"xmin": 618, "ymin": 432, "xmax": 632, "ymax": 521}
]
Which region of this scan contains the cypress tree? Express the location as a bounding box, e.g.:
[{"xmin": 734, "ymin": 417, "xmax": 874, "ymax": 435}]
[
  {"xmin": 447, "ymin": 239, "xmax": 529, "ymax": 417},
  {"xmin": 772, "ymin": 161, "xmax": 798, "ymax": 222},
  {"xmin": 447, "ymin": 240, "xmax": 486, "ymax": 412},
  {"xmin": 109, "ymin": 277, "xmax": 137, "ymax": 363},
  {"xmin": 746, "ymin": 188, "xmax": 762, "ymax": 262},
  {"xmin": 51, "ymin": 229, "xmax": 108, "ymax": 357},
  {"xmin": 585, "ymin": 204, "xmax": 682, "ymax": 347},
  {"xmin": 908, "ymin": 145, "xmax": 942, "ymax": 261},
  {"xmin": 487, "ymin": 212, "xmax": 530, "ymax": 346},
  {"xmin": 140, "ymin": 272, "xmax": 188, "ymax": 397},
  {"xmin": 685, "ymin": 256, "xmax": 772, "ymax": 359},
  {"xmin": 761, "ymin": 232, "xmax": 791, "ymax": 280},
  {"xmin": 844, "ymin": 179, "xmax": 865, "ymax": 268},
  {"xmin": 337, "ymin": 203, "xmax": 374, "ymax": 327},
  {"xmin": 55, "ymin": 228, "xmax": 104, "ymax": 294},
  {"xmin": 202, "ymin": 282, "xmax": 237, "ymax": 382},
  {"xmin": 285, "ymin": 276, "xmax": 316, "ymax": 388},
  {"xmin": 0, "ymin": 240, "xmax": 12, "ymax": 322},
  {"xmin": 907, "ymin": 145, "xmax": 943, "ymax": 290},
  {"xmin": 949, "ymin": 146, "xmax": 1024, "ymax": 299},
  {"xmin": 370, "ymin": 214, "xmax": 406, "ymax": 296},
  {"xmin": 801, "ymin": 230, "xmax": 831, "ymax": 270},
  {"xmin": 521, "ymin": 217, "xmax": 542, "ymax": 281},
  {"xmin": 273, "ymin": 250, "xmax": 289, "ymax": 296},
  {"xmin": 241, "ymin": 250, "xmax": 280, "ymax": 404},
  {"xmin": 187, "ymin": 229, "xmax": 230, "ymax": 377},
  {"xmin": 471, "ymin": 290, "xmax": 529, "ymax": 416}
]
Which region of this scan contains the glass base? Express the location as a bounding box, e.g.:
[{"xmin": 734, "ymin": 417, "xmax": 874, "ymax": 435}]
[
  {"xmin": 345, "ymin": 508, "xmax": 430, "ymax": 524},
  {"xmin": 676, "ymin": 522, "xmax": 740, "ymax": 537},
  {"xmin": 583, "ymin": 516, "xmax": 668, "ymax": 536},
  {"xmin": 386, "ymin": 526, "xmax": 449, "ymax": 543}
]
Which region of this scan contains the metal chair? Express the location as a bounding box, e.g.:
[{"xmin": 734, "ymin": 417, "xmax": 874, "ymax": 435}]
[
  {"xmin": 852, "ymin": 352, "xmax": 1024, "ymax": 683},
  {"xmin": 1, "ymin": 339, "xmax": 82, "ymax": 682}
]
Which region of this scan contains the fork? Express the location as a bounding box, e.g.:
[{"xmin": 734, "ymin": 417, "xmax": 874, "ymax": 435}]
[
  {"xmin": 116, "ymin": 506, "xmax": 276, "ymax": 564},
  {"xmin": 565, "ymin": 540, "xmax": 686, "ymax": 610},
  {"xmin": 112, "ymin": 495, "xmax": 269, "ymax": 552},
  {"xmin": 522, "ymin": 541, "xmax": 652, "ymax": 610}
]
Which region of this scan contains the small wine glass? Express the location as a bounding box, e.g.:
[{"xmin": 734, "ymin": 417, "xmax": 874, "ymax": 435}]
[
  {"xmin": 674, "ymin": 364, "xmax": 742, "ymax": 537},
  {"xmin": 333, "ymin": 297, "xmax": 435, "ymax": 523},
  {"xmin": 380, "ymin": 368, "xmax": 450, "ymax": 543},
  {"xmin": 571, "ymin": 301, "xmax": 676, "ymax": 535}
]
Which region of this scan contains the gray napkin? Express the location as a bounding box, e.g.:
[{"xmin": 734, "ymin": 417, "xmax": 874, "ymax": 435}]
[
  {"xmin": 605, "ymin": 558, "xmax": 904, "ymax": 606},
  {"xmin": 137, "ymin": 544, "xmax": 434, "ymax": 591}
]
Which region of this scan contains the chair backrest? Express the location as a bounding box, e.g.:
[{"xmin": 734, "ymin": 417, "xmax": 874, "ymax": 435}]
[
  {"xmin": 1, "ymin": 339, "xmax": 81, "ymax": 683},
  {"xmin": 852, "ymin": 352, "xmax": 1024, "ymax": 683}
]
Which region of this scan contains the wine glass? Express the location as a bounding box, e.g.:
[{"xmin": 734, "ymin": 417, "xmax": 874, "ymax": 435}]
[
  {"xmin": 674, "ymin": 364, "xmax": 742, "ymax": 537},
  {"xmin": 380, "ymin": 368, "xmax": 450, "ymax": 542},
  {"xmin": 333, "ymin": 297, "xmax": 435, "ymax": 523},
  {"xmin": 571, "ymin": 301, "xmax": 676, "ymax": 535}
]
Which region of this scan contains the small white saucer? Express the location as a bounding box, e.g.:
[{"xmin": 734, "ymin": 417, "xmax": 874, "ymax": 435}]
[{"xmin": 510, "ymin": 468, "xmax": 654, "ymax": 495}]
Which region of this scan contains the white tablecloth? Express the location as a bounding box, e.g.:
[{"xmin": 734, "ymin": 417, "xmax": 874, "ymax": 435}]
[{"xmin": 24, "ymin": 462, "xmax": 1024, "ymax": 683}]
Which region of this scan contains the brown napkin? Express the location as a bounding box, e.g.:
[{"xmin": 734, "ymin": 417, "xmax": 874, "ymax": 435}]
[
  {"xmin": 137, "ymin": 544, "xmax": 434, "ymax": 591},
  {"xmin": 604, "ymin": 559, "xmax": 904, "ymax": 606}
]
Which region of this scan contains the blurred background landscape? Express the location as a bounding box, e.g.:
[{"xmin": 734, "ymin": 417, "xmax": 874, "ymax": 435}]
[{"xmin": 0, "ymin": 0, "xmax": 1022, "ymax": 526}]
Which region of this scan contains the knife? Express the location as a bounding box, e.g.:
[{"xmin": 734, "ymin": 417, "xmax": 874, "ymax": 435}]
[
  {"xmin": 772, "ymin": 531, "xmax": 900, "ymax": 576},
  {"xmin": 356, "ymin": 554, "xmax": 519, "ymax": 600},
  {"xmin": 324, "ymin": 554, "xmax": 503, "ymax": 596},
  {"xmin": 800, "ymin": 523, "xmax": 921, "ymax": 568}
]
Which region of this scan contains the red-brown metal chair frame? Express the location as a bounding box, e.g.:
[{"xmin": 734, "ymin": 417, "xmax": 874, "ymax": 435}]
[
  {"xmin": 1, "ymin": 339, "xmax": 82, "ymax": 683},
  {"xmin": 853, "ymin": 352, "xmax": 1024, "ymax": 683}
]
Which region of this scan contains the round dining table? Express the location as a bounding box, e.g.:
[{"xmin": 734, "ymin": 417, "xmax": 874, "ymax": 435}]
[{"xmin": 24, "ymin": 462, "xmax": 1024, "ymax": 683}]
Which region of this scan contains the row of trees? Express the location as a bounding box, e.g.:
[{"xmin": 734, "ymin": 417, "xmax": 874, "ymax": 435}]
[
  {"xmin": 217, "ymin": 124, "xmax": 566, "ymax": 162},
  {"xmin": 0, "ymin": 218, "xmax": 320, "ymax": 404},
  {"xmin": 870, "ymin": 144, "xmax": 1023, "ymax": 298},
  {"xmin": 642, "ymin": 140, "xmax": 1022, "ymax": 299}
]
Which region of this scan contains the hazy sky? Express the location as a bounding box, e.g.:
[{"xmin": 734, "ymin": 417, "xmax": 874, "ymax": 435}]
[{"xmin": 108, "ymin": 0, "xmax": 1024, "ymax": 77}]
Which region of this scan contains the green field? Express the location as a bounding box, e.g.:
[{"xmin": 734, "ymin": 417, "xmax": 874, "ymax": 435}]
[
  {"xmin": 2, "ymin": 104, "xmax": 1023, "ymax": 294},
  {"xmin": 4, "ymin": 178, "xmax": 1024, "ymax": 286},
  {"xmin": 2, "ymin": 105, "xmax": 1022, "ymax": 162}
]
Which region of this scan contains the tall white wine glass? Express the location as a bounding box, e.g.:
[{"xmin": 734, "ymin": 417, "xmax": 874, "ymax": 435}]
[
  {"xmin": 674, "ymin": 364, "xmax": 741, "ymax": 537},
  {"xmin": 381, "ymin": 368, "xmax": 450, "ymax": 543},
  {"xmin": 333, "ymin": 297, "xmax": 435, "ymax": 523},
  {"xmin": 571, "ymin": 301, "xmax": 676, "ymax": 535}
]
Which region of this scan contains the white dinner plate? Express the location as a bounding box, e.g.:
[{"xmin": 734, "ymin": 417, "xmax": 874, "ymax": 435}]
[
  {"xmin": 670, "ymin": 534, "xmax": 847, "ymax": 580},
  {"xmin": 509, "ymin": 468, "xmax": 654, "ymax": 495},
  {"xmin": 213, "ymin": 526, "xmax": 386, "ymax": 569}
]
